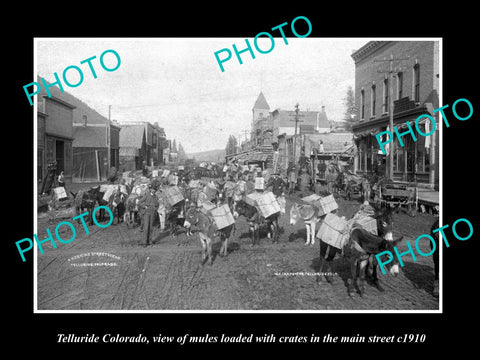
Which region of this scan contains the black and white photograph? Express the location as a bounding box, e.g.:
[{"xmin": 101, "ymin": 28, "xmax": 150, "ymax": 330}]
[
  {"xmin": 6, "ymin": 7, "xmax": 479, "ymax": 352},
  {"xmin": 32, "ymin": 38, "xmax": 441, "ymax": 312}
]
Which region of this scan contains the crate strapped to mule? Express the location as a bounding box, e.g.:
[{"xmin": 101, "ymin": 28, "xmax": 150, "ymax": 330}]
[
  {"xmin": 245, "ymin": 192, "xmax": 263, "ymax": 207},
  {"xmin": 316, "ymin": 213, "xmax": 349, "ymax": 249},
  {"xmin": 165, "ymin": 185, "xmax": 184, "ymax": 206},
  {"xmin": 209, "ymin": 203, "xmax": 235, "ymax": 230},
  {"xmin": 200, "ymin": 201, "xmax": 216, "ymax": 215},
  {"xmin": 255, "ymin": 177, "xmax": 265, "ymax": 190},
  {"xmin": 301, "ymin": 193, "xmax": 338, "ymax": 216},
  {"xmin": 189, "ymin": 179, "xmax": 201, "ymax": 189},
  {"xmin": 255, "ymin": 191, "xmax": 281, "ymax": 218}
]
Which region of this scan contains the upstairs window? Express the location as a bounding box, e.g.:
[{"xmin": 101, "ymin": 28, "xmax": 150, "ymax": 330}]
[
  {"xmin": 371, "ymin": 85, "xmax": 376, "ymax": 117},
  {"xmin": 397, "ymin": 72, "xmax": 403, "ymax": 99},
  {"xmin": 414, "ymin": 64, "xmax": 420, "ymax": 103}
]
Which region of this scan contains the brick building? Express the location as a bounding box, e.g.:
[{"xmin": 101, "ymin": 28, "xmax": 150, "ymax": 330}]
[{"xmin": 351, "ymin": 40, "xmax": 440, "ymax": 187}]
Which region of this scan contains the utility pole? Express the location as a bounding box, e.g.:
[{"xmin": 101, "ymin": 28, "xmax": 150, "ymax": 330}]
[
  {"xmin": 374, "ymin": 54, "xmax": 409, "ymax": 180},
  {"xmin": 107, "ymin": 105, "xmax": 111, "ymax": 171},
  {"xmin": 289, "ymin": 103, "xmax": 304, "ymax": 169}
]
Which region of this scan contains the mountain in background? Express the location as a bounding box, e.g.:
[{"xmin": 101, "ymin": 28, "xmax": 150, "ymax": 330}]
[{"xmin": 188, "ymin": 149, "xmax": 226, "ymax": 163}]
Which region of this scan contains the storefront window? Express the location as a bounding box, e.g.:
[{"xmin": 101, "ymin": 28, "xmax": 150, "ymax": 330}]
[
  {"xmin": 405, "ymin": 136, "xmax": 415, "ymax": 173},
  {"xmin": 395, "ymin": 140, "xmax": 405, "ymax": 173},
  {"xmin": 416, "ymin": 134, "xmax": 426, "ymax": 173}
]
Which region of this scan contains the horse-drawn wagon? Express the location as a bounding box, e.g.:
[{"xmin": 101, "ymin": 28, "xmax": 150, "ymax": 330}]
[{"xmin": 374, "ymin": 180, "xmax": 417, "ymax": 217}]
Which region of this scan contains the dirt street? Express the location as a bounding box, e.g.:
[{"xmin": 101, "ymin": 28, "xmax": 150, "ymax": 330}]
[{"xmin": 36, "ymin": 194, "xmax": 439, "ymax": 311}]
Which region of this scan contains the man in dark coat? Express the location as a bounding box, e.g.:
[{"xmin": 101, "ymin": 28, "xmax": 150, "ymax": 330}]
[
  {"xmin": 268, "ymin": 174, "xmax": 286, "ymax": 197},
  {"xmin": 137, "ymin": 183, "xmax": 159, "ymax": 246}
]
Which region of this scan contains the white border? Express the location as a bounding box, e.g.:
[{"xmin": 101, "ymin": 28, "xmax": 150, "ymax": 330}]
[{"xmin": 33, "ymin": 37, "xmax": 442, "ymax": 314}]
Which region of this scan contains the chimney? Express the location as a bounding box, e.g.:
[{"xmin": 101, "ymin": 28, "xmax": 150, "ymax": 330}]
[{"xmin": 321, "ymin": 105, "xmax": 325, "ymax": 112}]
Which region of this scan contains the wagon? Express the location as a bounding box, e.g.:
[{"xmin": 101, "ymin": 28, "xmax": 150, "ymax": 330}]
[{"xmin": 375, "ymin": 181, "xmax": 417, "ymax": 217}]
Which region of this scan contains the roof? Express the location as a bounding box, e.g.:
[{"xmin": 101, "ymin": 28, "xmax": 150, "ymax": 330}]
[
  {"xmin": 119, "ymin": 125, "xmax": 145, "ymax": 148},
  {"xmin": 253, "ymin": 92, "xmax": 270, "ymax": 110},
  {"xmin": 299, "ymin": 124, "xmax": 316, "ymax": 134},
  {"xmin": 37, "ymin": 76, "xmax": 113, "ymax": 127},
  {"xmin": 73, "ymin": 126, "xmax": 106, "ymax": 147},
  {"xmin": 305, "ymin": 133, "xmax": 354, "ymax": 153}
]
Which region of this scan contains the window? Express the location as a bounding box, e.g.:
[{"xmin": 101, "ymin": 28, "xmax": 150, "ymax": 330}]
[
  {"xmin": 360, "ymin": 89, "xmax": 365, "ymax": 120},
  {"xmin": 383, "ymin": 78, "xmax": 389, "ymax": 113},
  {"xmin": 82, "ymin": 115, "xmax": 87, "ymax": 126},
  {"xmin": 397, "ymin": 72, "xmax": 403, "ymax": 99},
  {"xmin": 371, "ymin": 85, "xmax": 376, "ymax": 117},
  {"xmin": 413, "ymin": 64, "xmax": 420, "ymax": 102}
]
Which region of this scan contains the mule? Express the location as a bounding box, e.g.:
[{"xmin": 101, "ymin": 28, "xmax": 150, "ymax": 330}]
[
  {"xmin": 107, "ymin": 186, "xmax": 127, "ymax": 225},
  {"xmin": 233, "ymin": 200, "xmax": 279, "ymax": 245},
  {"xmin": 71, "ymin": 188, "xmax": 98, "ymax": 226},
  {"xmin": 124, "ymin": 193, "xmax": 140, "ymax": 228},
  {"xmin": 289, "ymin": 203, "xmax": 322, "ymax": 245},
  {"xmin": 183, "ymin": 207, "xmax": 234, "ymax": 265},
  {"xmin": 166, "ymin": 200, "xmax": 186, "ymax": 238},
  {"xmin": 317, "ymin": 203, "xmax": 403, "ymax": 297}
]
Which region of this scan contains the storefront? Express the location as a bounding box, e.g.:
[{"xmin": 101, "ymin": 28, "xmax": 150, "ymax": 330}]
[{"xmin": 353, "ymin": 101, "xmax": 439, "ymax": 188}]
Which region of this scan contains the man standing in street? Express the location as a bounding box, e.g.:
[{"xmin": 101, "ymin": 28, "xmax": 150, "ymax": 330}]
[{"xmin": 137, "ymin": 183, "xmax": 159, "ymax": 246}]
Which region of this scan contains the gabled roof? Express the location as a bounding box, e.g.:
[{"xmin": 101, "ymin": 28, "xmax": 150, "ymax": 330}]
[
  {"xmin": 253, "ymin": 92, "xmax": 270, "ymax": 110},
  {"xmin": 119, "ymin": 125, "xmax": 145, "ymax": 149},
  {"xmin": 37, "ymin": 76, "xmax": 111, "ymax": 126},
  {"xmin": 305, "ymin": 133, "xmax": 354, "ymax": 153}
]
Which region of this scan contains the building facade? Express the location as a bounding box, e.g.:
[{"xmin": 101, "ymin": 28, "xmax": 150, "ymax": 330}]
[
  {"xmin": 351, "ymin": 40, "xmax": 440, "ymax": 187},
  {"xmin": 37, "ymin": 77, "xmax": 121, "ymax": 182},
  {"xmin": 37, "ymin": 96, "xmax": 75, "ymax": 183}
]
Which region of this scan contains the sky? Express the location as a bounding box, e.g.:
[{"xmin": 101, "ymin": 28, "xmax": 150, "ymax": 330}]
[{"xmin": 36, "ymin": 38, "xmax": 367, "ymax": 154}]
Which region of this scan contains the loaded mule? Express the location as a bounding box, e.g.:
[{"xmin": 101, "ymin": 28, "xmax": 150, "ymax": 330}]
[
  {"xmin": 318, "ymin": 203, "xmax": 404, "ymax": 297},
  {"xmin": 71, "ymin": 187, "xmax": 98, "ymax": 226},
  {"xmin": 233, "ymin": 200, "xmax": 280, "ymax": 246},
  {"xmin": 289, "ymin": 203, "xmax": 322, "ymax": 245},
  {"xmin": 183, "ymin": 207, "xmax": 234, "ymax": 265}
]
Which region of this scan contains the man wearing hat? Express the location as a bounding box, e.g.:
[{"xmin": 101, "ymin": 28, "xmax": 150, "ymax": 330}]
[{"xmin": 137, "ymin": 182, "xmax": 159, "ymax": 246}]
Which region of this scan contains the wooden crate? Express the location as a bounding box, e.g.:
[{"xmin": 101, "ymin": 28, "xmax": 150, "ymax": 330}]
[
  {"xmin": 316, "ymin": 213, "xmax": 349, "ymax": 249},
  {"xmin": 165, "ymin": 186, "xmax": 184, "ymax": 206},
  {"xmin": 316, "ymin": 194, "xmax": 338, "ymax": 216},
  {"xmin": 200, "ymin": 201, "xmax": 216, "ymax": 215},
  {"xmin": 302, "ymin": 194, "xmax": 338, "ymax": 216},
  {"xmin": 245, "ymin": 192, "xmax": 263, "ymax": 206},
  {"xmin": 189, "ymin": 180, "xmax": 201, "ymax": 188},
  {"xmin": 53, "ymin": 187, "xmax": 68, "ymax": 200},
  {"xmin": 255, "ymin": 177, "xmax": 265, "ymax": 190},
  {"xmin": 301, "ymin": 194, "xmax": 322, "ymax": 203},
  {"xmin": 356, "ymin": 216, "xmax": 377, "ymax": 235},
  {"xmin": 255, "ymin": 191, "xmax": 281, "ymax": 218},
  {"xmin": 209, "ymin": 203, "xmax": 235, "ymax": 229}
]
